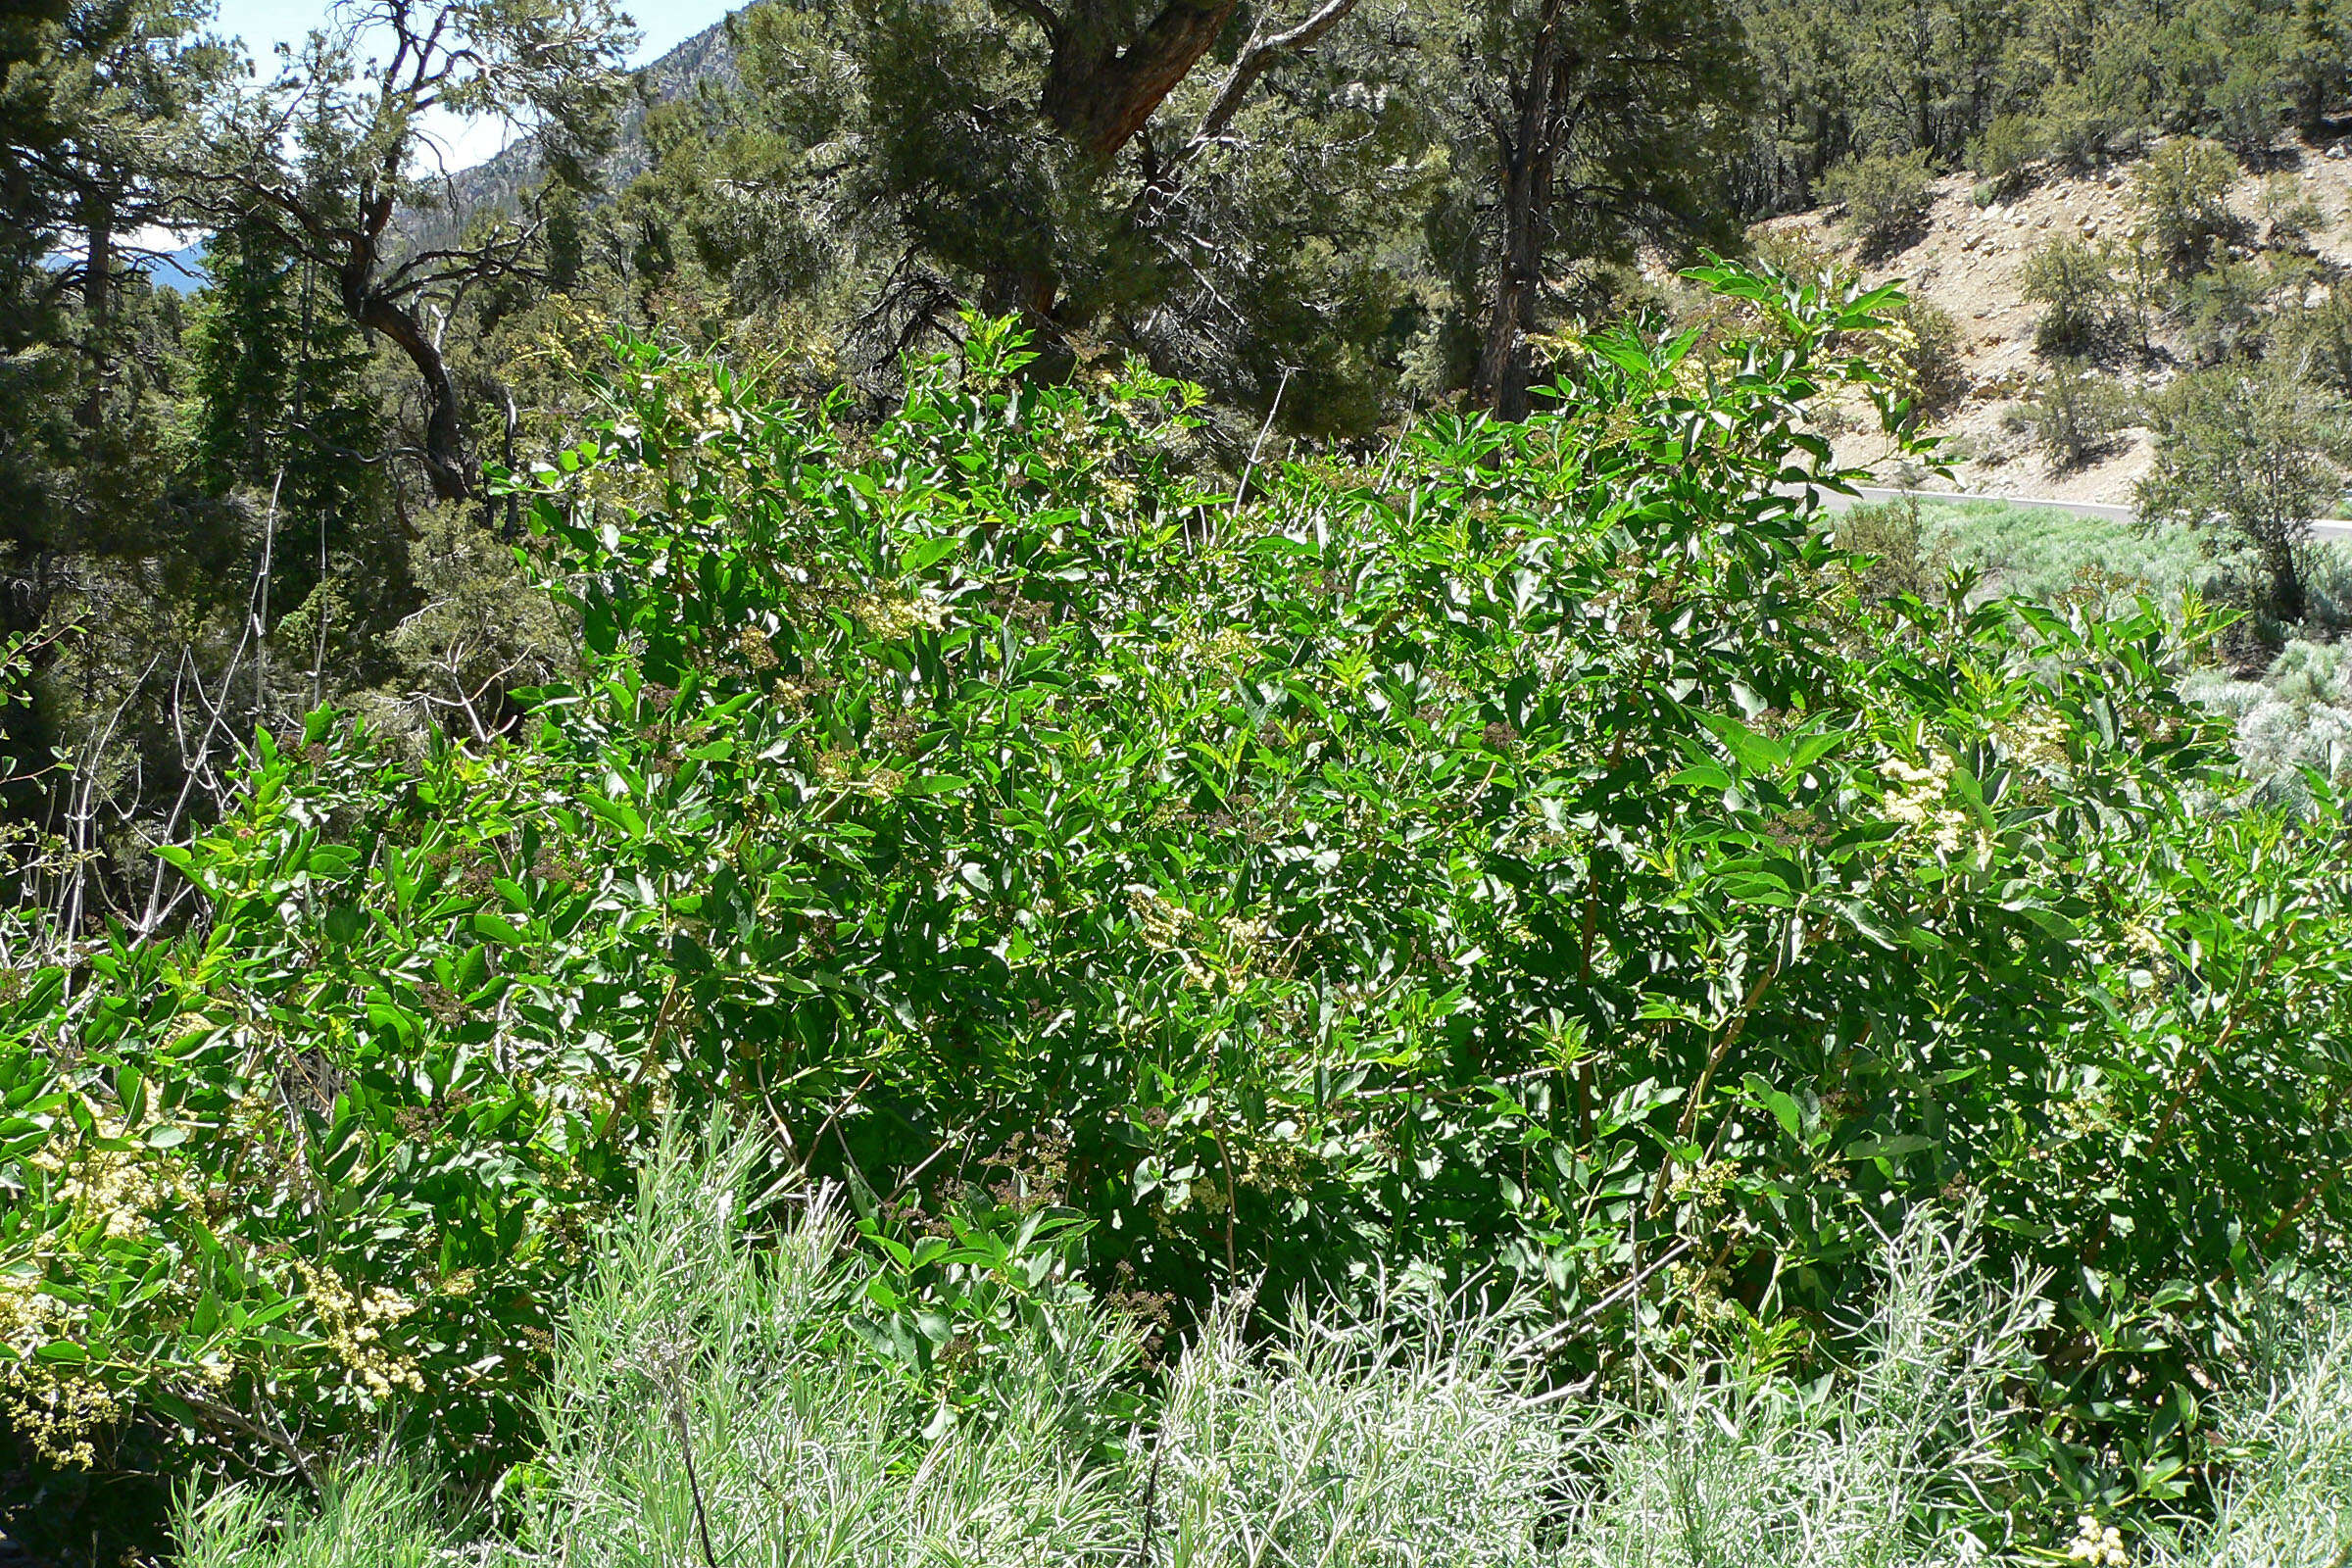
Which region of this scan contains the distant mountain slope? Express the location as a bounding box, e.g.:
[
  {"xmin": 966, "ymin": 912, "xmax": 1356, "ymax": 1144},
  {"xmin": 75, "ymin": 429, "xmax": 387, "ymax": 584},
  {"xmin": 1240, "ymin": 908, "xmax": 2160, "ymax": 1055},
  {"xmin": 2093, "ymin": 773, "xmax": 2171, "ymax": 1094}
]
[
  {"xmin": 151, "ymin": 240, "xmax": 207, "ymax": 291},
  {"xmin": 399, "ymin": 13, "xmax": 741, "ymax": 254},
  {"xmin": 1750, "ymin": 138, "xmax": 2352, "ymax": 509}
]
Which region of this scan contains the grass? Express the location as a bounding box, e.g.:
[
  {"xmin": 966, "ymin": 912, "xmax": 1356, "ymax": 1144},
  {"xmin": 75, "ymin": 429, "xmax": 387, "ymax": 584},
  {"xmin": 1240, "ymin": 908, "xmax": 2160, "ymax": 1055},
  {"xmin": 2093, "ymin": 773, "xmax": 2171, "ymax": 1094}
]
[
  {"xmin": 172, "ymin": 1460, "xmax": 453, "ymax": 1568},
  {"xmin": 2155, "ymin": 1299, "xmax": 2352, "ymax": 1568},
  {"xmin": 1840, "ymin": 497, "xmax": 2352, "ymax": 616},
  {"xmin": 1914, "ymin": 499, "xmax": 2213, "ymax": 608},
  {"xmin": 1558, "ymin": 1212, "xmax": 2047, "ymax": 1568},
  {"xmin": 164, "ymin": 1127, "xmax": 2352, "ymax": 1568},
  {"xmin": 1150, "ymin": 1289, "xmax": 1568, "ymax": 1567},
  {"xmin": 511, "ymin": 1126, "xmax": 1140, "ymax": 1568}
]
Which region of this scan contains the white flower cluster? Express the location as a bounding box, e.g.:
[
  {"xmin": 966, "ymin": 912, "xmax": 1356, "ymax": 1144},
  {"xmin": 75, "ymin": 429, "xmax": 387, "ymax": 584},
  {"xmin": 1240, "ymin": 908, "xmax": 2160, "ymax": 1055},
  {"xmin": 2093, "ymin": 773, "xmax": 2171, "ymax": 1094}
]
[
  {"xmin": 815, "ymin": 747, "xmax": 906, "ymax": 799},
  {"xmin": 1168, "ymin": 622, "xmax": 1259, "ymax": 685},
  {"xmin": 0, "ymin": 1113, "xmax": 199, "ymax": 1465},
  {"xmin": 1127, "ymin": 885, "xmax": 1192, "ymax": 953},
  {"xmin": 297, "ymin": 1262, "xmax": 425, "ymax": 1403},
  {"xmin": 1877, "ymin": 750, "xmax": 1972, "ymax": 857},
  {"xmin": 1997, "ymin": 705, "xmax": 2073, "ymax": 770},
  {"xmin": 30, "ymin": 1115, "xmax": 168, "ymax": 1240},
  {"xmin": 1126, "ymin": 885, "xmax": 1217, "ymax": 987},
  {"xmin": 2065, "ymin": 1513, "xmax": 2130, "ymax": 1566},
  {"xmin": 848, "ymin": 591, "xmax": 953, "ymax": 642},
  {"xmin": 0, "ymin": 1279, "xmax": 122, "ymax": 1467}
]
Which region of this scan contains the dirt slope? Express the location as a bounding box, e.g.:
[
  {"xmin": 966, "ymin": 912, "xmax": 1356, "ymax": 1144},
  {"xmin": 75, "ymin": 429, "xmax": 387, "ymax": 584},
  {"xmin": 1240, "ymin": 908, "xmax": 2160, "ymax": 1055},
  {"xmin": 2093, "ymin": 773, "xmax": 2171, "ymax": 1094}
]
[{"xmin": 1747, "ymin": 141, "xmax": 2352, "ymax": 505}]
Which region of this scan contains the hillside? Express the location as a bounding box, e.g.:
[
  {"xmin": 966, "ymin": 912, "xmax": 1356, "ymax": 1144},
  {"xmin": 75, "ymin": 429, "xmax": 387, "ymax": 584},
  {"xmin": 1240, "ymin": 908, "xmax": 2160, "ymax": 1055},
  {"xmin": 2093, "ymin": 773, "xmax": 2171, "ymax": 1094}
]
[
  {"xmin": 397, "ymin": 12, "xmax": 740, "ymax": 254},
  {"xmin": 1755, "ymin": 140, "xmax": 2352, "ymax": 506}
]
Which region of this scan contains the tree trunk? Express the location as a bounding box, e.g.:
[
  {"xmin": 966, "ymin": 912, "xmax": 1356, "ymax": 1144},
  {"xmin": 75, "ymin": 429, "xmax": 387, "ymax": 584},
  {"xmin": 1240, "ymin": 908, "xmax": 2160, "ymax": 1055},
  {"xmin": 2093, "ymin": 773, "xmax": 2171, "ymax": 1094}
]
[
  {"xmin": 2267, "ymin": 541, "xmax": 2309, "ymax": 623},
  {"xmin": 347, "ymin": 276, "xmax": 470, "ymax": 501},
  {"xmin": 341, "ymin": 199, "xmax": 471, "ymax": 502},
  {"xmin": 1474, "ymin": 0, "xmax": 1567, "ymax": 421},
  {"xmin": 1043, "ymin": 0, "xmax": 1244, "ymax": 163},
  {"xmin": 1475, "ymin": 153, "xmax": 1554, "ymax": 421},
  {"xmin": 989, "ymin": 261, "xmax": 1065, "ymax": 341},
  {"xmin": 362, "ymin": 297, "xmax": 471, "ymax": 503},
  {"xmin": 81, "ymin": 182, "xmax": 113, "ymax": 327},
  {"xmin": 1003, "ymin": 0, "xmax": 1244, "ymax": 333},
  {"xmin": 74, "ymin": 179, "xmax": 114, "ymax": 428}
]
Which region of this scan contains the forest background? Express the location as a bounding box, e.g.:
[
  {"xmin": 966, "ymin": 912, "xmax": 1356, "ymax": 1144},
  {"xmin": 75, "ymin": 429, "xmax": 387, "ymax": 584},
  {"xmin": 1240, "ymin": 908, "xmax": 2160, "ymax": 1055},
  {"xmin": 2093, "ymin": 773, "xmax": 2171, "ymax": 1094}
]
[{"xmin": 10, "ymin": 0, "xmax": 2352, "ymax": 830}]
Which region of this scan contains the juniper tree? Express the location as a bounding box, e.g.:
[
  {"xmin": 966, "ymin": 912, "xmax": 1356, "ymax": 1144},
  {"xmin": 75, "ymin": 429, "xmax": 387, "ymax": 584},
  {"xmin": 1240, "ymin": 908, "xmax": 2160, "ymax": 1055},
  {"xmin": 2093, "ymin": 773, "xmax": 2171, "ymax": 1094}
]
[{"xmin": 2139, "ymin": 362, "xmax": 2349, "ymax": 624}]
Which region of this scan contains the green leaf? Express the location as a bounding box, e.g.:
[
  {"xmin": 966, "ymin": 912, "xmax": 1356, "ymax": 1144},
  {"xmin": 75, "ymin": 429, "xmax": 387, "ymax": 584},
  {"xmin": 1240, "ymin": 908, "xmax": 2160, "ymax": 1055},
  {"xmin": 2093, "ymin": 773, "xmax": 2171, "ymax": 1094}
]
[
  {"xmin": 472, "ymin": 912, "xmax": 529, "ymax": 947},
  {"xmin": 1667, "ymin": 763, "xmax": 1736, "ymax": 793},
  {"xmin": 1697, "ymin": 711, "xmax": 1788, "ymax": 775},
  {"xmin": 1842, "ymin": 1133, "xmax": 1936, "ymax": 1160},
  {"xmin": 901, "ymin": 535, "xmax": 961, "ymax": 573},
  {"xmin": 1743, "ymin": 1075, "xmax": 1805, "ymax": 1143}
]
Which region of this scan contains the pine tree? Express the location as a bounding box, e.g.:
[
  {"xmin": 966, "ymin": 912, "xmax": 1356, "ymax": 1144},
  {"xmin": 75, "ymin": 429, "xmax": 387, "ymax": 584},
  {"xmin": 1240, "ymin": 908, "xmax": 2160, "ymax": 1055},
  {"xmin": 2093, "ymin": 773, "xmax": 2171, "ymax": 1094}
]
[
  {"xmin": 187, "ymin": 204, "xmax": 383, "ymax": 627},
  {"xmin": 1405, "ymin": 0, "xmax": 1754, "ymax": 416}
]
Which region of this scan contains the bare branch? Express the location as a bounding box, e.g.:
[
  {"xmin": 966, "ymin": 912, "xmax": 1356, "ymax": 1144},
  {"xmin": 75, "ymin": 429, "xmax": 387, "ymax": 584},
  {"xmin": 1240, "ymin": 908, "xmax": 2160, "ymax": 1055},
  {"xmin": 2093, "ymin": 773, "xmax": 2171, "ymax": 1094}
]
[
  {"xmin": 1184, "ymin": 0, "xmax": 1361, "ymax": 159},
  {"xmin": 166, "ymin": 1381, "xmax": 322, "ymax": 1497}
]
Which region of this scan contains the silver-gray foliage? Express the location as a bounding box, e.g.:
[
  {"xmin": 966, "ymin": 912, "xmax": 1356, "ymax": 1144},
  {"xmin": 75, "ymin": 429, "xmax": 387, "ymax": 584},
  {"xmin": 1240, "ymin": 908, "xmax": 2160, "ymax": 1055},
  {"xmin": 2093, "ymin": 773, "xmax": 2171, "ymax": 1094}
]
[
  {"xmin": 167, "ymin": 1130, "xmax": 2352, "ymax": 1568},
  {"xmin": 2185, "ymin": 638, "xmax": 2352, "ymax": 811}
]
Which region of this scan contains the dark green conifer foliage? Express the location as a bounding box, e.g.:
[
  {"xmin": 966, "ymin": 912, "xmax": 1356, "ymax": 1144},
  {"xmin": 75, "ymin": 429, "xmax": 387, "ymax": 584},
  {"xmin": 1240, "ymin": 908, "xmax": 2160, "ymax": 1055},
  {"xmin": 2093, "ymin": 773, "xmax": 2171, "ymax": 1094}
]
[
  {"xmin": 0, "ymin": 0, "xmax": 227, "ymax": 612},
  {"xmin": 186, "ymin": 210, "xmax": 384, "ymax": 632}
]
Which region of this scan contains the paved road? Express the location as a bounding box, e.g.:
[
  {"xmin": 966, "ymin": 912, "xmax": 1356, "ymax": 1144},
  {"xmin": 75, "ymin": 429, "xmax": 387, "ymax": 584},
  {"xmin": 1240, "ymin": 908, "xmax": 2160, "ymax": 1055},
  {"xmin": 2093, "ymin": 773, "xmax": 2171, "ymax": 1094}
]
[{"xmin": 1822, "ymin": 484, "xmax": 2352, "ymax": 541}]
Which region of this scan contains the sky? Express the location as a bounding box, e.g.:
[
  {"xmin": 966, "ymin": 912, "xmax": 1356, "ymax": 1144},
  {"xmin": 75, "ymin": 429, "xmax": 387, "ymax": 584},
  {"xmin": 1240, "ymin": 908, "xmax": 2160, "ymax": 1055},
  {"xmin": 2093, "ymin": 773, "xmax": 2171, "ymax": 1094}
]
[{"xmin": 208, "ymin": 0, "xmax": 736, "ymax": 170}]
